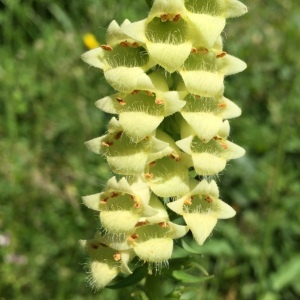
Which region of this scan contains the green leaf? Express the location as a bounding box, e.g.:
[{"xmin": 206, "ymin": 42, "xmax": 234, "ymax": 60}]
[
  {"xmin": 181, "ymin": 239, "xmax": 202, "ymax": 254},
  {"xmin": 190, "ymin": 262, "xmax": 209, "ymax": 276},
  {"xmin": 172, "ymin": 270, "xmax": 214, "ymax": 283},
  {"xmin": 107, "ymin": 265, "xmax": 148, "ymax": 289},
  {"xmin": 199, "ymin": 240, "xmax": 234, "ymax": 257},
  {"xmin": 271, "ymin": 255, "xmax": 300, "ymax": 291}
]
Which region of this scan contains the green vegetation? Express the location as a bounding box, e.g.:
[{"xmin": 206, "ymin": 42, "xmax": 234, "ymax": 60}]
[{"xmin": 1, "ymin": 0, "xmax": 299, "ymax": 299}]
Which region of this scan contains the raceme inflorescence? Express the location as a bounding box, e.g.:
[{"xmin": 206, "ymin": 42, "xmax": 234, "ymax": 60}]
[{"xmin": 81, "ymin": 0, "xmax": 247, "ymax": 290}]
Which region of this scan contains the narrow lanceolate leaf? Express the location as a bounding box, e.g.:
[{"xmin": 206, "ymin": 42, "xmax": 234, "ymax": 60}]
[{"xmin": 172, "ymin": 270, "xmax": 214, "ymax": 283}]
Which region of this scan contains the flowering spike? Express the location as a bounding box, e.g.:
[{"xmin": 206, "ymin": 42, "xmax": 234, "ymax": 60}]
[{"xmin": 81, "ymin": 0, "xmax": 247, "ymax": 289}]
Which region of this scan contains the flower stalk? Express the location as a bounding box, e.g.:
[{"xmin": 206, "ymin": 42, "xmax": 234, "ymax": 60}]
[{"xmin": 81, "ymin": 0, "xmax": 247, "ymax": 292}]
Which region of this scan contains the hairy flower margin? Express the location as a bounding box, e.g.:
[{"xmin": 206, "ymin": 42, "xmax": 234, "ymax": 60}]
[{"xmin": 81, "ymin": 0, "xmax": 247, "ymax": 290}]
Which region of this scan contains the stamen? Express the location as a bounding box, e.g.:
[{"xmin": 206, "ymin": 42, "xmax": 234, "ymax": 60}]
[
  {"xmin": 146, "ymin": 91, "xmax": 155, "ymax": 96},
  {"xmin": 216, "ymin": 51, "xmax": 227, "ymax": 58},
  {"xmin": 149, "ymin": 161, "xmax": 156, "ymax": 167},
  {"xmin": 220, "ymin": 142, "xmax": 228, "ymax": 149},
  {"xmin": 173, "ymin": 14, "xmax": 182, "ymax": 22},
  {"xmin": 145, "ymin": 173, "xmax": 154, "ymax": 179},
  {"xmin": 192, "ymin": 94, "xmax": 201, "ymax": 99},
  {"xmin": 100, "ymin": 44, "xmax": 113, "ymax": 51},
  {"xmin": 158, "ymin": 222, "xmax": 169, "ymax": 228},
  {"xmin": 100, "ymin": 197, "xmax": 109, "ymax": 204},
  {"xmin": 213, "ymin": 136, "xmax": 222, "ymax": 141},
  {"xmin": 113, "ymin": 252, "xmax": 121, "ymax": 261},
  {"xmin": 160, "ymin": 14, "xmax": 169, "ymax": 22},
  {"xmin": 169, "ymin": 153, "xmax": 181, "ymax": 162},
  {"xmin": 114, "ymin": 131, "xmax": 123, "ymax": 140},
  {"xmin": 120, "ymin": 41, "xmax": 129, "ymax": 47},
  {"xmin": 217, "ymin": 102, "xmax": 227, "ymax": 108},
  {"xmin": 116, "ymin": 97, "xmax": 126, "ymax": 105},
  {"xmin": 204, "ymin": 195, "xmax": 213, "ymax": 203},
  {"xmin": 102, "ymin": 141, "xmax": 113, "ymax": 147},
  {"xmin": 155, "ymin": 99, "xmax": 164, "ymax": 105},
  {"xmin": 197, "ymin": 47, "xmax": 209, "ymax": 54},
  {"xmin": 134, "ymin": 201, "xmax": 141, "ymax": 208},
  {"xmin": 191, "ymin": 47, "xmax": 209, "ymax": 54},
  {"xmin": 184, "ymin": 197, "xmax": 193, "ymax": 205},
  {"xmin": 131, "ymin": 90, "xmax": 140, "ymax": 95},
  {"xmin": 131, "ymin": 42, "xmax": 139, "ymax": 48},
  {"xmin": 128, "ymin": 233, "xmax": 139, "ymax": 242},
  {"xmin": 135, "ymin": 221, "xmax": 148, "ymax": 227}
]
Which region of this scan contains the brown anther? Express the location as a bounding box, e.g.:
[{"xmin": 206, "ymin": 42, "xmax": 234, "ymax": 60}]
[
  {"xmin": 204, "ymin": 195, "xmax": 213, "ymax": 203},
  {"xmin": 128, "ymin": 233, "xmax": 139, "ymax": 242},
  {"xmin": 145, "ymin": 173, "xmax": 154, "ymax": 179},
  {"xmin": 102, "ymin": 141, "xmax": 113, "ymax": 147},
  {"xmin": 111, "ymin": 192, "xmax": 119, "ymax": 198},
  {"xmin": 134, "ymin": 201, "xmax": 141, "ymax": 209},
  {"xmin": 184, "ymin": 197, "xmax": 193, "ymax": 205},
  {"xmin": 130, "ymin": 195, "xmax": 135, "ymax": 201},
  {"xmin": 113, "ymin": 252, "xmax": 121, "ymax": 261},
  {"xmin": 160, "ymin": 14, "xmax": 169, "ymax": 22},
  {"xmin": 220, "ymin": 142, "xmax": 228, "ymax": 149},
  {"xmin": 158, "ymin": 222, "xmax": 169, "ymax": 228},
  {"xmin": 146, "ymin": 91, "xmax": 154, "ymax": 96},
  {"xmin": 216, "ymin": 51, "xmax": 227, "ymax": 58},
  {"xmin": 143, "ymin": 136, "xmax": 150, "ymax": 141},
  {"xmin": 120, "ymin": 41, "xmax": 129, "ymax": 47},
  {"xmin": 155, "ymin": 99, "xmax": 164, "ymax": 105},
  {"xmin": 169, "ymin": 154, "xmax": 176, "ymax": 160},
  {"xmin": 149, "ymin": 161, "xmax": 156, "ymax": 167},
  {"xmin": 217, "ymin": 102, "xmax": 227, "ymax": 108},
  {"xmin": 131, "ymin": 42, "xmax": 139, "ymax": 48},
  {"xmin": 116, "ymin": 97, "xmax": 126, "ymax": 105},
  {"xmin": 100, "ymin": 197, "xmax": 109, "ymax": 204},
  {"xmin": 191, "ymin": 47, "xmax": 197, "ymax": 54},
  {"xmin": 135, "ymin": 221, "xmax": 148, "ymax": 227},
  {"xmin": 101, "ymin": 44, "xmax": 113, "ymax": 51},
  {"xmin": 90, "ymin": 243, "xmax": 99, "ymax": 250},
  {"xmin": 193, "ymin": 94, "xmax": 201, "ymax": 99},
  {"xmin": 173, "ymin": 14, "xmax": 182, "ymax": 22},
  {"xmin": 197, "ymin": 47, "xmax": 209, "ymax": 54},
  {"xmin": 169, "ymin": 153, "xmax": 181, "ymax": 162},
  {"xmin": 99, "ymin": 242, "xmax": 108, "ymax": 247},
  {"xmin": 131, "ymin": 90, "xmax": 140, "ymax": 95},
  {"xmin": 213, "ymin": 136, "xmax": 222, "ymax": 140},
  {"xmin": 114, "ymin": 131, "xmax": 123, "ymax": 140}
]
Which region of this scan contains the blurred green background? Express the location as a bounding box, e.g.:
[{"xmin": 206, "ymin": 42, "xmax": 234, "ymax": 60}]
[{"xmin": 1, "ymin": 0, "xmax": 300, "ymax": 299}]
